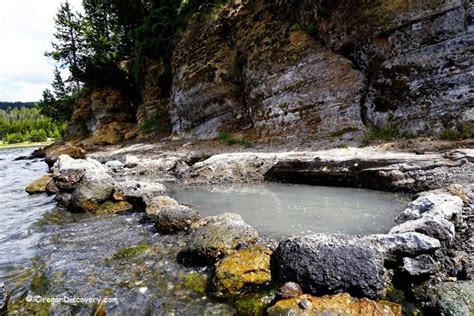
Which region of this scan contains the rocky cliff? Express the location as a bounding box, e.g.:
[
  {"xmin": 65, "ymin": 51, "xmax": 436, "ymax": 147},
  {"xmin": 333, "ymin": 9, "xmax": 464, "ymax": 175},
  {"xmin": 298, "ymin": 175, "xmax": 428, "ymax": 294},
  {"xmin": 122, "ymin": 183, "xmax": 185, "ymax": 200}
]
[{"xmin": 67, "ymin": 0, "xmax": 474, "ymax": 146}]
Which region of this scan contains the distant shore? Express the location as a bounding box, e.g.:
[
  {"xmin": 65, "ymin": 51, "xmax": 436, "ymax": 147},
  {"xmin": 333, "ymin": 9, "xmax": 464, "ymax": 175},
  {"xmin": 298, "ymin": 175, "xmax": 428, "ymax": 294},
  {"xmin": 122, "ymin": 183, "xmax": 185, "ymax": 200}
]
[{"xmin": 0, "ymin": 141, "xmax": 53, "ymax": 150}]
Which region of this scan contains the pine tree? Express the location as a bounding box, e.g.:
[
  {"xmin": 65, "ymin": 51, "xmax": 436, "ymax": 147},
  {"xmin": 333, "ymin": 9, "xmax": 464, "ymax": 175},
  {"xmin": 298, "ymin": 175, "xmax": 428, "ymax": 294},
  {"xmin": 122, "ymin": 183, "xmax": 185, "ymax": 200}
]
[{"xmin": 46, "ymin": 0, "xmax": 82, "ymax": 86}]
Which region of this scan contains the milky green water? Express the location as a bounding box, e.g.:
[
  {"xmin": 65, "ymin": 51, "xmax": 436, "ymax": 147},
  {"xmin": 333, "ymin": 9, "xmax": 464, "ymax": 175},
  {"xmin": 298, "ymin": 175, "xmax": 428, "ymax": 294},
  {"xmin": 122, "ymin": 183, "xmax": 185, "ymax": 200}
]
[{"xmin": 168, "ymin": 183, "xmax": 410, "ymax": 238}]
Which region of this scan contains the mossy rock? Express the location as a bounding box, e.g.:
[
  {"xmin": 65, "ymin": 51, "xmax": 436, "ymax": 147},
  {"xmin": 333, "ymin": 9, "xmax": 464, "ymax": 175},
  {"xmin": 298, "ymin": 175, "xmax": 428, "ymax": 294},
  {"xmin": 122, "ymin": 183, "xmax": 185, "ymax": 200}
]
[
  {"xmin": 182, "ymin": 272, "xmax": 208, "ymax": 295},
  {"xmin": 213, "ymin": 245, "xmax": 272, "ymax": 298},
  {"xmin": 267, "ymin": 293, "xmax": 401, "ymax": 316},
  {"xmin": 110, "ymin": 244, "xmax": 149, "ymax": 260},
  {"xmin": 95, "ymin": 201, "xmax": 133, "ymax": 215},
  {"xmin": 234, "ymin": 289, "xmax": 277, "ymax": 315},
  {"xmin": 25, "ymin": 175, "xmax": 52, "ymax": 194}
]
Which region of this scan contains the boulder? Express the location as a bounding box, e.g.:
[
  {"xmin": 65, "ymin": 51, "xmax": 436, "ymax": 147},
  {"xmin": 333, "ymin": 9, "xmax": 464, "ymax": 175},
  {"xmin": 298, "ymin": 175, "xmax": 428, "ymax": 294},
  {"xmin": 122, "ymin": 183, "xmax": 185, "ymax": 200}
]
[
  {"xmin": 389, "ymin": 216, "xmax": 455, "ymax": 244},
  {"xmin": 44, "ymin": 143, "xmax": 86, "ymax": 167},
  {"xmin": 146, "ymin": 196, "xmax": 200, "ymax": 234},
  {"xmin": 213, "ymin": 245, "xmax": 272, "ymax": 298},
  {"xmin": 52, "ymin": 155, "xmax": 106, "ymax": 191},
  {"xmin": 25, "ymin": 175, "xmax": 52, "ymax": 194},
  {"xmin": 45, "ymin": 179, "xmax": 59, "ymax": 195},
  {"xmin": 402, "ymin": 254, "xmax": 440, "ymax": 277},
  {"xmin": 396, "ymin": 193, "xmax": 463, "ymax": 223},
  {"xmin": 180, "ymin": 213, "xmax": 259, "ymax": 264},
  {"xmin": 113, "ymin": 180, "xmax": 166, "ymax": 205},
  {"xmin": 70, "ymin": 169, "xmax": 115, "ymax": 213},
  {"xmin": 423, "ymin": 281, "xmax": 474, "ymax": 316},
  {"xmin": 272, "ymin": 234, "xmax": 385, "ymax": 299},
  {"xmin": 267, "ymin": 293, "xmax": 401, "ymax": 316},
  {"xmin": 365, "ymin": 232, "xmax": 441, "ymax": 261}
]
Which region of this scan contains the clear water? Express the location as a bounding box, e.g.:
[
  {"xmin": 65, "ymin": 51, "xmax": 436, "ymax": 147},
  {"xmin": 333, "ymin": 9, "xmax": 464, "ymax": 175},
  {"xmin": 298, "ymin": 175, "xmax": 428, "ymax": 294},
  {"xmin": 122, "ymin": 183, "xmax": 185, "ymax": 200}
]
[
  {"xmin": 0, "ymin": 147, "xmax": 234, "ymax": 315},
  {"xmin": 168, "ymin": 183, "xmax": 409, "ymax": 238}
]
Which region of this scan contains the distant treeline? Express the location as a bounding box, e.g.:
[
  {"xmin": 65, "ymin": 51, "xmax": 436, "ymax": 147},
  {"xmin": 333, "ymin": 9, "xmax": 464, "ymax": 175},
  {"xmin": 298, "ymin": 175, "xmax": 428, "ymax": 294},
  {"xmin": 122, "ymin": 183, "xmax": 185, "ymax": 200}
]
[
  {"xmin": 0, "ymin": 102, "xmax": 35, "ymax": 111},
  {"xmin": 0, "ymin": 107, "xmax": 66, "ymax": 144}
]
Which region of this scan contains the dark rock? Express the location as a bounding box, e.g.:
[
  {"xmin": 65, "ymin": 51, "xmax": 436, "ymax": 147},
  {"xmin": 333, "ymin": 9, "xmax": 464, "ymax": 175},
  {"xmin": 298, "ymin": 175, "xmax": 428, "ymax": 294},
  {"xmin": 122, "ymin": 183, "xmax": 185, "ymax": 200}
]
[
  {"xmin": 402, "ymin": 254, "xmax": 440, "ymax": 277},
  {"xmin": 56, "ymin": 192, "xmax": 72, "ymax": 209},
  {"xmin": 113, "ymin": 180, "xmax": 166, "ymax": 206},
  {"xmin": 421, "ymin": 281, "xmax": 474, "ymax": 315},
  {"xmin": 272, "ymin": 234, "xmax": 385, "ymax": 299},
  {"xmin": 45, "ymin": 179, "xmax": 59, "ymax": 195}
]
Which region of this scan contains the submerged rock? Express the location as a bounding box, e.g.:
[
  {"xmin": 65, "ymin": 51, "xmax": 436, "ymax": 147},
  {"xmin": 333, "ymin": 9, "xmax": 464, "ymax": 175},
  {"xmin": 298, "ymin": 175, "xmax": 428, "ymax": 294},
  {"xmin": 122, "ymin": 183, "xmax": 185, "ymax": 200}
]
[
  {"xmin": 389, "ymin": 216, "xmax": 455, "ymax": 244},
  {"xmin": 365, "ymin": 232, "xmax": 441, "ymax": 261},
  {"xmin": 180, "ymin": 213, "xmax": 258, "ymax": 265},
  {"xmin": 213, "ymin": 245, "xmax": 272, "ymax": 298},
  {"xmin": 70, "ymin": 169, "xmax": 115, "ymax": 213},
  {"xmin": 267, "ymin": 293, "xmax": 401, "ymax": 316},
  {"xmin": 95, "ymin": 201, "xmax": 133, "ymax": 215},
  {"xmin": 25, "ymin": 175, "xmax": 52, "ymax": 194},
  {"xmin": 234, "ymin": 289, "xmax": 278, "ymax": 316},
  {"xmin": 396, "ymin": 193, "xmax": 463, "ymax": 223},
  {"xmin": 272, "ymin": 234, "xmax": 385, "ymax": 299},
  {"xmin": 146, "ymin": 196, "xmax": 200, "ymax": 234}
]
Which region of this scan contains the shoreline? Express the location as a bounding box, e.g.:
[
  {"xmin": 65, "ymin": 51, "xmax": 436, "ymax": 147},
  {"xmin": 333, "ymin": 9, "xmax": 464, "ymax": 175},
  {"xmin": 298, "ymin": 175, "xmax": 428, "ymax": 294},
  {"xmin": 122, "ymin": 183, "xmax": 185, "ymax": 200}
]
[{"xmin": 0, "ymin": 141, "xmax": 53, "ymax": 150}]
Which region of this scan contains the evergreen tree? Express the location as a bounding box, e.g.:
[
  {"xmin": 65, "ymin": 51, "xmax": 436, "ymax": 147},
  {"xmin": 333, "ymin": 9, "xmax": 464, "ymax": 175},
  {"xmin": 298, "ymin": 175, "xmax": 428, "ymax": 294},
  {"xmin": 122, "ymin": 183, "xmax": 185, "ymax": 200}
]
[{"xmin": 46, "ymin": 0, "xmax": 83, "ymax": 86}]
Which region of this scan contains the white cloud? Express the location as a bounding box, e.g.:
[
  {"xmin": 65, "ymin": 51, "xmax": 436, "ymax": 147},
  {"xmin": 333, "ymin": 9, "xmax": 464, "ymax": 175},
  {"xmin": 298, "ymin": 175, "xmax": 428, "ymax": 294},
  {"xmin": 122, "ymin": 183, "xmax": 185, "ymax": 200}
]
[{"xmin": 0, "ymin": 0, "xmax": 82, "ymax": 101}]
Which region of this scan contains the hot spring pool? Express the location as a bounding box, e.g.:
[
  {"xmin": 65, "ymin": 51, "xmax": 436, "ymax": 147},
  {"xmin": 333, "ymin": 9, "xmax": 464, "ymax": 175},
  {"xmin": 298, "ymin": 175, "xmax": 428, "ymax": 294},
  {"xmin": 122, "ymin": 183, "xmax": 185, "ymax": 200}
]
[{"xmin": 167, "ymin": 183, "xmax": 410, "ymax": 238}]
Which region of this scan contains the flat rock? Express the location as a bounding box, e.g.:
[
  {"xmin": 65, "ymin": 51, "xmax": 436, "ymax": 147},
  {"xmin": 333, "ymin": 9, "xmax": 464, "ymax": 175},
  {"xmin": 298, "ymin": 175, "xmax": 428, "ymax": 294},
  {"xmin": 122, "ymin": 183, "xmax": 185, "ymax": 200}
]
[
  {"xmin": 180, "ymin": 213, "xmax": 259, "ymax": 265},
  {"xmin": 44, "ymin": 143, "xmax": 86, "ymax": 167},
  {"xmin": 272, "ymin": 234, "xmax": 386, "ymax": 299},
  {"xmin": 113, "ymin": 180, "xmax": 166, "ymax": 205},
  {"xmin": 396, "ymin": 193, "xmax": 463, "ymax": 223},
  {"xmin": 365, "ymin": 232, "xmax": 441, "ymax": 261},
  {"xmin": 25, "ymin": 175, "xmax": 52, "ymax": 194},
  {"xmin": 389, "ymin": 216, "xmax": 455, "ymax": 244},
  {"xmin": 267, "ymin": 293, "xmax": 401, "ymax": 316}
]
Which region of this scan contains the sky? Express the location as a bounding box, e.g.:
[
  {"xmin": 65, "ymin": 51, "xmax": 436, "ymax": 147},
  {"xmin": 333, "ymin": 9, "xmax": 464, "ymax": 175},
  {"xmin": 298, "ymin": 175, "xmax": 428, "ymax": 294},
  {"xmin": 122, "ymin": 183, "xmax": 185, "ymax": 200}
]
[{"xmin": 0, "ymin": 0, "xmax": 82, "ymax": 102}]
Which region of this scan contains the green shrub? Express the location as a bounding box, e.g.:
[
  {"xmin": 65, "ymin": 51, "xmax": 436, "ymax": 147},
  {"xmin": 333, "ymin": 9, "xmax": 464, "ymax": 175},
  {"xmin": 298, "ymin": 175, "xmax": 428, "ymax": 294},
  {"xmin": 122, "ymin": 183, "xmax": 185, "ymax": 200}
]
[
  {"xmin": 6, "ymin": 133, "xmax": 25, "ymax": 144},
  {"xmin": 362, "ymin": 127, "xmax": 400, "ymax": 145},
  {"xmin": 29, "ymin": 129, "xmax": 48, "ymax": 142},
  {"xmin": 218, "ymin": 132, "xmax": 252, "ymax": 148}
]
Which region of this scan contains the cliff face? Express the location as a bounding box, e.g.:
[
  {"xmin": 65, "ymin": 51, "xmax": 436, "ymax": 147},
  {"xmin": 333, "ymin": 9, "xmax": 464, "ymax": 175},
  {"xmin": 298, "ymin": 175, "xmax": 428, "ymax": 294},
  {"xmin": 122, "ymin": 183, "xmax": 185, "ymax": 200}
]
[{"xmin": 68, "ymin": 0, "xmax": 474, "ymax": 145}]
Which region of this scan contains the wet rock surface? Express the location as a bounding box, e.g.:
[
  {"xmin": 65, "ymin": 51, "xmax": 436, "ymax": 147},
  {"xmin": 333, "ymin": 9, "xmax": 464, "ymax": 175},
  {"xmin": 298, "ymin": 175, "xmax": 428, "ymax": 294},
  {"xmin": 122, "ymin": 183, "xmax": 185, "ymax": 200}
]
[
  {"xmin": 180, "ymin": 213, "xmax": 259, "ymax": 265},
  {"xmin": 213, "ymin": 245, "xmax": 272, "ymax": 298},
  {"xmin": 25, "ymin": 175, "xmax": 52, "ymax": 194},
  {"xmin": 267, "ymin": 293, "xmax": 401, "ymax": 316},
  {"xmin": 272, "ymin": 234, "xmax": 386, "ymax": 299},
  {"xmin": 146, "ymin": 196, "xmax": 200, "ymax": 234},
  {"xmin": 70, "ymin": 169, "xmax": 115, "ymax": 213}
]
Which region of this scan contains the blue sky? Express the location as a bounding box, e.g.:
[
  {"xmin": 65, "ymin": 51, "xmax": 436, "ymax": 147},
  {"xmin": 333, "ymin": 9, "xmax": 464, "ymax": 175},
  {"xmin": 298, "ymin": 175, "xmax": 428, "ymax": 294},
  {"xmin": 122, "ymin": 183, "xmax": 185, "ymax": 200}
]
[{"xmin": 0, "ymin": 0, "xmax": 82, "ymax": 102}]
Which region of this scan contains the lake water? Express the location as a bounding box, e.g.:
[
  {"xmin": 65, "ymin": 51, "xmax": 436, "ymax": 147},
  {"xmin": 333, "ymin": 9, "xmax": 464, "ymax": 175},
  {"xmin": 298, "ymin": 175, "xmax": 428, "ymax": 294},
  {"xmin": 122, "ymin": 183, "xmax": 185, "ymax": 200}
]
[
  {"xmin": 0, "ymin": 147, "xmax": 234, "ymax": 315},
  {"xmin": 168, "ymin": 183, "xmax": 409, "ymax": 238}
]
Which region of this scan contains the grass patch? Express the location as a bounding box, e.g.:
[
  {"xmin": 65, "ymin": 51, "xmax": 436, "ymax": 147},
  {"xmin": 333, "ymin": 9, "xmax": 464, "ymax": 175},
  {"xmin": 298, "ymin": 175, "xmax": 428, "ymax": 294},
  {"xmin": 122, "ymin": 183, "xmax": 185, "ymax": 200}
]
[
  {"xmin": 439, "ymin": 124, "xmax": 473, "ymax": 141},
  {"xmin": 362, "ymin": 127, "xmax": 417, "ymax": 145},
  {"xmin": 218, "ymin": 132, "xmax": 252, "ymax": 148}
]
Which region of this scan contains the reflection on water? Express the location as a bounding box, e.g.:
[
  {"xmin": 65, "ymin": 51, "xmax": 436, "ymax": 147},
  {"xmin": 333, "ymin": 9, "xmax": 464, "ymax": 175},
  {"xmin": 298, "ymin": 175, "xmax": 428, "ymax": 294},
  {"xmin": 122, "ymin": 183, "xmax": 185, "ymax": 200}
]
[{"xmin": 168, "ymin": 183, "xmax": 410, "ymax": 238}]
